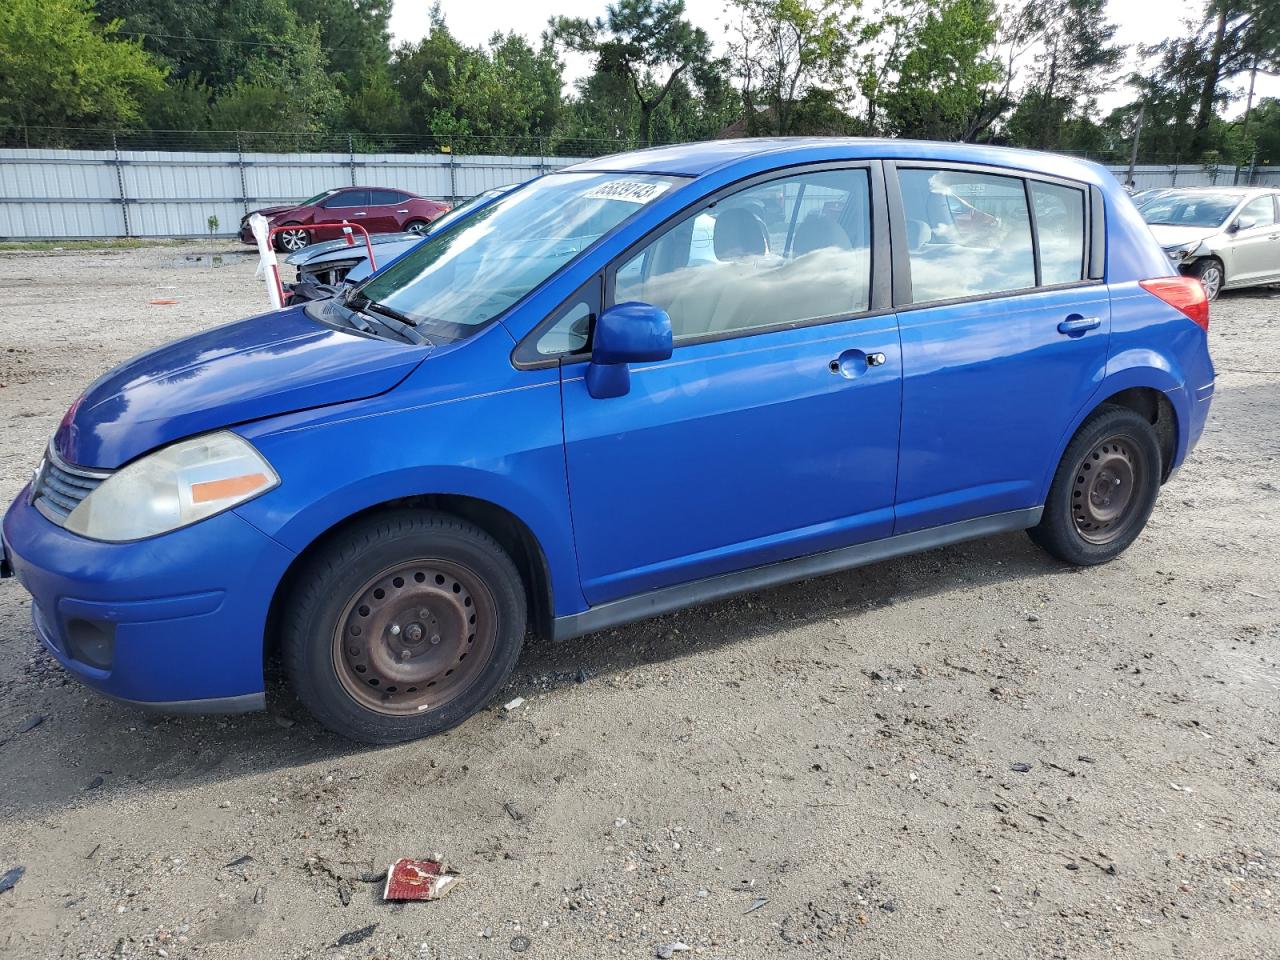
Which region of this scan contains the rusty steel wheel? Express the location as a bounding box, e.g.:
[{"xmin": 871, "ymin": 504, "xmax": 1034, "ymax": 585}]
[
  {"xmin": 1070, "ymin": 436, "xmax": 1145, "ymax": 545},
  {"xmin": 1029, "ymin": 405, "xmax": 1162, "ymax": 566},
  {"xmin": 333, "ymin": 559, "xmax": 498, "ymax": 716},
  {"xmin": 284, "ymin": 510, "xmax": 526, "ymax": 743}
]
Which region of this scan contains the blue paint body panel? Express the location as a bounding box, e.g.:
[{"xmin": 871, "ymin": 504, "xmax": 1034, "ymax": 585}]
[{"xmin": 2, "ymin": 138, "xmax": 1214, "ymax": 713}]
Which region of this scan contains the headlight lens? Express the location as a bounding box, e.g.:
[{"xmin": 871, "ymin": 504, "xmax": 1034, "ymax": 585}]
[
  {"xmin": 64, "ymin": 432, "xmax": 278, "ymax": 542},
  {"xmin": 1165, "ymin": 245, "xmax": 1192, "ymax": 261}
]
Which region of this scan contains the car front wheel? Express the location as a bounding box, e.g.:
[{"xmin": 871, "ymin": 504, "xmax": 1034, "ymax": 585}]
[
  {"xmin": 1191, "ymin": 258, "xmax": 1224, "ymax": 301},
  {"xmin": 276, "ymin": 224, "xmax": 310, "ymax": 253},
  {"xmin": 1028, "ymin": 405, "xmax": 1163, "ymax": 566},
  {"xmin": 282, "ymin": 510, "xmax": 527, "ymax": 744}
]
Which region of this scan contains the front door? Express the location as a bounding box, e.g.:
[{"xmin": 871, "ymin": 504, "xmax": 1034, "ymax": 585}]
[
  {"xmin": 558, "ymin": 166, "xmax": 903, "ymax": 605},
  {"xmin": 890, "ymin": 164, "xmax": 1111, "ymax": 533},
  {"xmin": 319, "ymin": 188, "xmax": 370, "ymax": 241},
  {"xmin": 1226, "ymin": 194, "xmax": 1280, "ymax": 285}
]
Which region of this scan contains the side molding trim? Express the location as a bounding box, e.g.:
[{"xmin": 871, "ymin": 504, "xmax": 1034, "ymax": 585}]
[{"xmin": 552, "ymin": 507, "xmax": 1043, "ymax": 641}]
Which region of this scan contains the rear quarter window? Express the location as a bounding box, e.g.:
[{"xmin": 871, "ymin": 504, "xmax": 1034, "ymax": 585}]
[{"xmin": 1031, "ymin": 181, "xmax": 1086, "ymax": 285}]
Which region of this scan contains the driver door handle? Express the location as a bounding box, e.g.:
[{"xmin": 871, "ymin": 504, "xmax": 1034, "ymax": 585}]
[{"xmin": 1058, "ymin": 315, "xmax": 1101, "ymax": 336}]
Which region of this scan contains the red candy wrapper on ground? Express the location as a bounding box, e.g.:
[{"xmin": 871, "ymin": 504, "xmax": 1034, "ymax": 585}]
[{"xmin": 382, "ymin": 858, "xmax": 459, "ymax": 901}]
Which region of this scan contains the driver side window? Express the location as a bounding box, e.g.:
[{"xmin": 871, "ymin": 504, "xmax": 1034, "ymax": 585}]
[
  {"xmin": 612, "ymin": 169, "xmax": 873, "ymax": 342},
  {"xmin": 1237, "ymin": 195, "xmax": 1277, "ymax": 230}
]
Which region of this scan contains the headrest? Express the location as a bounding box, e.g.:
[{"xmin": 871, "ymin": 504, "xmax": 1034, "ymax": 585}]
[
  {"xmin": 792, "ymin": 215, "xmax": 851, "ymax": 257},
  {"xmin": 713, "ymin": 207, "xmax": 768, "ymax": 260},
  {"xmin": 906, "ymin": 219, "xmax": 932, "ymax": 251}
]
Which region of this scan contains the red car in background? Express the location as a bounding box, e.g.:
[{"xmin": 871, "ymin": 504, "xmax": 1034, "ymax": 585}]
[{"xmin": 238, "ymin": 186, "xmax": 451, "ymax": 252}]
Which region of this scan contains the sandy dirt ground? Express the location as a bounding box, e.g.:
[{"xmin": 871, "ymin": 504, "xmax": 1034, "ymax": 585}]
[{"xmin": 0, "ymin": 245, "xmax": 1277, "ymax": 960}]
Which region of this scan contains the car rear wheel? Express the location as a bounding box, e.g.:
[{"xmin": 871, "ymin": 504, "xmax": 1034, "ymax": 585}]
[
  {"xmin": 1191, "ymin": 258, "xmax": 1223, "ymax": 301},
  {"xmin": 1028, "ymin": 405, "xmax": 1162, "ymax": 566},
  {"xmin": 282, "ymin": 510, "xmax": 526, "ymax": 744},
  {"xmin": 276, "ymin": 224, "xmax": 310, "ymax": 253},
  {"xmin": 404, "ymin": 219, "xmax": 430, "ymax": 235}
]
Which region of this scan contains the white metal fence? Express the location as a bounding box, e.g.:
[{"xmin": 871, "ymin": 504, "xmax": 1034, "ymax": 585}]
[
  {"xmin": 0, "ymin": 147, "xmax": 1277, "ymax": 241},
  {"xmin": 0, "ymin": 148, "xmax": 578, "ymax": 240}
]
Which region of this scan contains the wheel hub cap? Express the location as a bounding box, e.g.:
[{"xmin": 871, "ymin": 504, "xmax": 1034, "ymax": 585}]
[{"xmin": 333, "ymin": 560, "xmax": 496, "ymax": 716}]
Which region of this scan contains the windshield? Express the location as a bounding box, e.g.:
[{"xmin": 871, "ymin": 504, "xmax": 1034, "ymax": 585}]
[
  {"xmin": 1140, "ymin": 192, "xmax": 1242, "ymax": 228},
  {"xmin": 301, "ymin": 190, "xmax": 337, "ymax": 206},
  {"xmin": 352, "ymin": 173, "xmax": 678, "ymax": 336}
]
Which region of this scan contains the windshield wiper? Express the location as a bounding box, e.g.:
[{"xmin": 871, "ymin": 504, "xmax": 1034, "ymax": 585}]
[
  {"xmin": 362, "ymin": 298, "xmax": 419, "ymax": 328},
  {"xmin": 339, "ymin": 290, "xmax": 431, "ymax": 345}
]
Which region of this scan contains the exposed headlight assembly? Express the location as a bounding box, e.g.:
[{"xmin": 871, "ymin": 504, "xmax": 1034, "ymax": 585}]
[{"xmin": 64, "ymin": 432, "xmax": 278, "ymax": 542}]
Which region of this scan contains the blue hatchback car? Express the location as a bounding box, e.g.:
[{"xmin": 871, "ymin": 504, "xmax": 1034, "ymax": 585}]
[{"xmin": 2, "ymin": 139, "xmax": 1214, "ymax": 743}]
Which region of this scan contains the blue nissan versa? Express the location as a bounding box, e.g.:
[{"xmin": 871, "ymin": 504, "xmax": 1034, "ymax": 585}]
[{"xmin": 1, "ymin": 139, "xmax": 1215, "ymax": 743}]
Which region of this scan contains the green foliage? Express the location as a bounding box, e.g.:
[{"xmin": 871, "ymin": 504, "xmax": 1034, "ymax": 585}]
[
  {"xmin": 1003, "ymin": 0, "xmax": 1125, "ymax": 150},
  {"xmin": 0, "ymin": 0, "xmax": 165, "ymax": 138},
  {"xmin": 726, "ymin": 0, "xmax": 856, "ymax": 135},
  {"xmin": 874, "ymin": 0, "xmax": 1003, "ymax": 140},
  {"xmin": 552, "ymin": 0, "xmax": 712, "ymax": 144}
]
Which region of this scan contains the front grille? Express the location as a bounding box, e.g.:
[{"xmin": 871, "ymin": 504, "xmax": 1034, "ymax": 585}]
[{"xmin": 31, "ymin": 448, "xmax": 110, "ymax": 525}]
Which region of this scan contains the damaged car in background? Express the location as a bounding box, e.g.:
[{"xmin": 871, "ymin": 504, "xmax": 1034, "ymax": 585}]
[
  {"xmin": 281, "ymin": 187, "xmax": 513, "ymax": 304},
  {"xmin": 1140, "ymin": 186, "xmax": 1280, "ymax": 300}
]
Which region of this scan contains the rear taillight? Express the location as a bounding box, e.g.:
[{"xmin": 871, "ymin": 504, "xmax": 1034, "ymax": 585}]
[{"xmin": 1139, "ymin": 276, "xmax": 1209, "ymax": 332}]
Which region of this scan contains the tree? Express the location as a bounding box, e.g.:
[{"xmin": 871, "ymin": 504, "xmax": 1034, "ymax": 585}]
[
  {"xmin": 1004, "ymin": 0, "xmax": 1125, "ymax": 150},
  {"xmin": 873, "ymin": 0, "xmax": 1004, "ymax": 141},
  {"xmin": 725, "ymin": 0, "xmax": 856, "ymax": 136},
  {"xmin": 0, "ymin": 0, "xmax": 165, "ymax": 140},
  {"xmin": 1191, "ymin": 0, "xmax": 1280, "ymax": 148},
  {"xmin": 551, "ymin": 0, "xmax": 712, "ymax": 145}
]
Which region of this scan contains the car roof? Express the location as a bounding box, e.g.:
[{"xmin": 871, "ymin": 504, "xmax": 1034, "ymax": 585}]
[{"xmin": 562, "ymin": 137, "xmax": 1113, "ymax": 185}]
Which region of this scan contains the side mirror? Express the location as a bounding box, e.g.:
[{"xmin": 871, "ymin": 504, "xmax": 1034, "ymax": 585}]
[
  {"xmin": 585, "ymin": 301, "xmax": 673, "ymax": 399},
  {"xmin": 1229, "ymin": 218, "xmax": 1252, "ymax": 234}
]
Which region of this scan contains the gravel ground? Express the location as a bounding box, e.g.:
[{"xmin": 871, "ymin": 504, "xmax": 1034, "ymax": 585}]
[{"xmin": 0, "ymin": 245, "xmax": 1277, "ymax": 960}]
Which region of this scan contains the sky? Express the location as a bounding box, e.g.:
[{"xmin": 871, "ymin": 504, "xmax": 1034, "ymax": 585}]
[{"xmin": 388, "ymin": 0, "xmax": 1279, "ymax": 119}]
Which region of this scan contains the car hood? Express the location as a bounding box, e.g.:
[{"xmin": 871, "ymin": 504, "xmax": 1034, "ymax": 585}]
[
  {"xmin": 244, "ymin": 204, "xmax": 298, "ymax": 221},
  {"xmin": 287, "ymin": 232, "xmax": 420, "ymax": 266},
  {"xmin": 53, "ymin": 307, "xmax": 429, "ymax": 469},
  {"xmin": 1147, "ymin": 224, "xmax": 1218, "ymax": 249}
]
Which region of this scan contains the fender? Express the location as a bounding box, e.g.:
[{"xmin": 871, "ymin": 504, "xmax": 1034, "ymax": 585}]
[{"xmin": 1035, "ymin": 354, "xmax": 1188, "ymax": 503}]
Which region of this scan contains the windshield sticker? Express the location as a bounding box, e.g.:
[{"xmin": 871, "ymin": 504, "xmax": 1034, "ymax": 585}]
[{"xmin": 583, "ymin": 180, "xmax": 670, "ymax": 204}]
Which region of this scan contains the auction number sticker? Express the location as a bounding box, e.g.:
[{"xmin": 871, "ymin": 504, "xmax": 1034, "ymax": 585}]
[{"xmin": 583, "ymin": 180, "xmax": 670, "ymax": 204}]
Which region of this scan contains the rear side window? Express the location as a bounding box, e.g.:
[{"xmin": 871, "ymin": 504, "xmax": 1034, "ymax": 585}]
[
  {"xmin": 899, "ymin": 168, "xmax": 1035, "ymax": 303},
  {"xmin": 613, "ymin": 168, "xmax": 873, "ymax": 341},
  {"xmin": 1031, "ymin": 181, "xmax": 1086, "ymax": 285},
  {"xmin": 370, "ymin": 189, "xmax": 408, "ymax": 205}
]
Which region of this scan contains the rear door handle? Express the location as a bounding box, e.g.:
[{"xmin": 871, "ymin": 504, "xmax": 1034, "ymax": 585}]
[
  {"xmin": 1057, "ymin": 315, "xmax": 1101, "ymax": 336},
  {"xmin": 352, "ymin": 211, "xmax": 367, "ymax": 217},
  {"xmin": 397, "ymin": 209, "xmax": 410, "ymax": 214}
]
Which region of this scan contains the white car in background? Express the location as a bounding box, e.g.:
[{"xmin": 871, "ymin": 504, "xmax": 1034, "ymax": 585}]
[{"xmin": 1139, "ymin": 186, "xmax": 1280, "ymax": 300}]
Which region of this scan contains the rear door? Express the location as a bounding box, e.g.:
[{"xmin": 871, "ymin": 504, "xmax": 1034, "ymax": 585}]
[
  {"xmin": 888, "ymin": 162, "xmax": 1110, "ymax": 533},
  {"xmin": 366, "ymin": 190, "xmax": 409, "ymax": 233},
  {"xmin": 550, "ymin": 164, "xmax": 903, "ymax": 605}
]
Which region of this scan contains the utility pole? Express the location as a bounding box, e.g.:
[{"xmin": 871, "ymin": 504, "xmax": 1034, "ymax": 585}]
[{"xmin": 1125, "ymin": 105, "xmax": 1145, "ymax": 191}]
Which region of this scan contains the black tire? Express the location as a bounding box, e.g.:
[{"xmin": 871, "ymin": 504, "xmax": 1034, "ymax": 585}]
[
  {"xmin": 1028, "ymin": 405, "xmax": 1162, "ymax": 566},
  {"xmin": 275, "ymin": 223, "xmax": 310, "ymax": 253},
  {"xmin": 1190, "ymin": 258, "xmax": 1224, "ymax": 301},
  {"xmin": 404, "ymin": 219, "xmax": 430, "ymax": 235},
  {"xmin": 282, "ymin": 510, "xmax": 526, "ymax": 744}
]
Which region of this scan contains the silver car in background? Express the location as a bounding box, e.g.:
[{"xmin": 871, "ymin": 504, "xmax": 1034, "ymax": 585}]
[{"xmin": 1138, "ymin": 186, "xmax": 1280, "ymax": 300}]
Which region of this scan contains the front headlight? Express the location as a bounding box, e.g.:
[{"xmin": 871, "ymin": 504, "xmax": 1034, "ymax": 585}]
[
  {"xmin": 1164, "ymin": 245, "xmax": 1193, "ymax": 261},
  {"xmin": 64, "ymin": 432, "xmax": 278, "ymax": 542}
]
